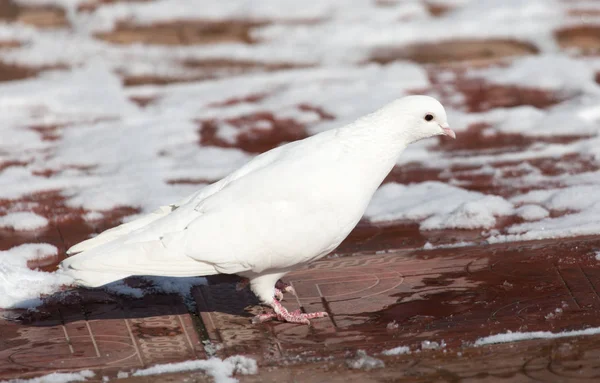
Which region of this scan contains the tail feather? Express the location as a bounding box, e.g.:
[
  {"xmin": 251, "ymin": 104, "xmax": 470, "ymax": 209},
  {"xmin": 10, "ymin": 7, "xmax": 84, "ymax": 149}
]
[
  {"xmin": 61, "ymin": 240, "xmax": 219, "ymax": 288},
  {"xmin": 67, "ymin": 205, "xmax": 176, "ymax": 255}
]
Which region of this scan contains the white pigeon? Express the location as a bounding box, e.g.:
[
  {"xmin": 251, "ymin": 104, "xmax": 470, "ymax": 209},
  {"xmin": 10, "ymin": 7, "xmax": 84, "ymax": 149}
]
[{"xmin": 60, "ymin": 95, "xmax": 455, "ymax": 325}]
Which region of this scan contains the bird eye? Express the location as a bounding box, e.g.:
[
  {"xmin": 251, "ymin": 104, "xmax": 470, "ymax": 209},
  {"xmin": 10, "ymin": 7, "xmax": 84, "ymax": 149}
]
[{"xmin": 424, "ymin": 114, "xmax": 434, "ymax": 122}]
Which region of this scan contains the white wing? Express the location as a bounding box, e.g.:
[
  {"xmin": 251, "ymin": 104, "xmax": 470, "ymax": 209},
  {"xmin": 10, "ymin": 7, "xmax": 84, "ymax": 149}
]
[
  {"xmin": 66, "ymin": 137, "xmax": 305, "ymax": 255},
  {"xmin": 61, "ymin": 129, "xmax": 352, "ymax": 287}
]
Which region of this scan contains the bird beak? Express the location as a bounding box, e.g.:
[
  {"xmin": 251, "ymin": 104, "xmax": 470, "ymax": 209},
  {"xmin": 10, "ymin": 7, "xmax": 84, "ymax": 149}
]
[{"xmin": 440, "ymin": 124, "xmax": 456, "ymax": 139}]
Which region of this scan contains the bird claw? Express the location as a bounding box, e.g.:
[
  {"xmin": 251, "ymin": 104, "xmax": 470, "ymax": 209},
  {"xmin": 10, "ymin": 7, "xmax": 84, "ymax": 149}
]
[
  {"xmin": 274, "ymin": 288, "xmax": 284, "ymax": 301},
  {"xmin": 252, "ymin": 299, "xmax": 328, "ymax": 325},
  {"xmin": 252, "ymin": 309, "xmax": 303, "ymax": 324}
]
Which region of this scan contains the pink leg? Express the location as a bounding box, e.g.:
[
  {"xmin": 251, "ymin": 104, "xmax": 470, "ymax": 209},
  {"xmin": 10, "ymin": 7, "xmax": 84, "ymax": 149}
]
[
  {"xmin": 252, "ymin": 302, "xmax": 328, "ymax": 325},
  {"xmin": 270, "ymin": 299, "xmax": 328, "ymax": 325},
  {"xmin": 252, "ymin": 308, "xmax": 302, "ymax": 324},
  {"xmin": 239, "ymin": 278, "xmax": 293, "ymax": 301}
]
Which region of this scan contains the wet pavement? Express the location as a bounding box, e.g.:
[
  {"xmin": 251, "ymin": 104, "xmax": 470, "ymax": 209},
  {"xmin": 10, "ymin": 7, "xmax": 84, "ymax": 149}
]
[{"xmin": 3, "ymin": 227, "xmax": 600, "ymax": 381}]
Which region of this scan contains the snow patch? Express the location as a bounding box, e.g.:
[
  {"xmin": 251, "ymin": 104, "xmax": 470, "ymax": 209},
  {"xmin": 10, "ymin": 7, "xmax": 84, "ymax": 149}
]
[
  {"xmin": 132, "ymin": 356, "xmax": 258, "ymax": 383},
  {"xmin": 468, "ymin": 54, "xmax": 595, "ymax": 93},
  {"xmin": 0, "ymin": 244, "xmax": 71, "ymax": 309},
  {"xmin": 3, "ymin": 370, "xmax": 95, "ymax": 383},
  {"xmin": 475, "ymin": 327, "xmax": 600, "ymax": 346},
  {"xmin": 516, "ymin": 205, "xmax": 549, "ymax": 221},
  {"xmin": 366, "ymin": 182, "xmax": 514, "ymax": 230},
  {"xmin": 0, "ymin": 212, "xmax": 48, "ymax": 231},
  {"xmin": 382, "ymin": 346, "xmax": 411, "ymax": 356},
  {"xmin": 346, "ymin": 350, "xmax": 385, "ymax": 371},
  {"xmin": 421, "ymin": 340, "xmax": 446, "ymax": 350}
]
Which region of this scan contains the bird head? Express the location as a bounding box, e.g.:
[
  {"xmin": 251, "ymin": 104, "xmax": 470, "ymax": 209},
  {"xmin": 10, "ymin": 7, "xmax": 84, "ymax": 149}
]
[{"xmin": 382, "ymin": 95, "xmax": 455, "ymax": 144}]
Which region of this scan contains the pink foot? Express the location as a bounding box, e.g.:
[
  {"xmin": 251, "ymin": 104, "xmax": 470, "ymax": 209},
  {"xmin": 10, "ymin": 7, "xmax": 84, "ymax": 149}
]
[
  {"xmin": 252, "ymin": 299, "xmax": 328, "ymax": 325},
  {"xmin": 252, "ymin": 308, "xmax": 302, "ymax": 323}
]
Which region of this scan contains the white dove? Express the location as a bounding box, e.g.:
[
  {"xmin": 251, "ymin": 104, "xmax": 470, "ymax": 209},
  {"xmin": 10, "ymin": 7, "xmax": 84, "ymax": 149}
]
[{"xmin": 60, "ymin": 95, "xmax": 455, "ymax": 325}]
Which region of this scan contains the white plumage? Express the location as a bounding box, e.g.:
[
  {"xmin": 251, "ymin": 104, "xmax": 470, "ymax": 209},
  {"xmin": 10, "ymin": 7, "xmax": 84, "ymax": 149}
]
[{"xmin": 61, "ymin": 95, "xmax": 454, "ymax": 324}]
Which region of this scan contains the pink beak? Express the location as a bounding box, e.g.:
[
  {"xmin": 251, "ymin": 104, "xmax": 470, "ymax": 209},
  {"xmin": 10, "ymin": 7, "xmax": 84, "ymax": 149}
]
[{"xmin": 440, "ymin": 124, "xmax": 456, "ymax": 139}]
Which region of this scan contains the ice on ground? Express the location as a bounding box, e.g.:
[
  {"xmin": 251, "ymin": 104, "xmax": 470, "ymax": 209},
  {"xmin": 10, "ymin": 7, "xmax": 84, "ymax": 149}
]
[
  {"xmin": 475, "ymin": 327, "xmax": 600, "ymax": 346},
  {"xmin": 366, "ymin": 182, "xmax": 514, "ymax": 230},
  {"xmin": 0, "ymin": 212, "xmax": 48, "ymax": 231},
  {"xmin": 346, "ymin": 350, "xmax": 385, "ymax": 371},
  {"xmin": 2, "ymin": 369, "xmax": 94, "ymax": 383},
  {"xmin": 595, "ymin": 251, "xmax": 600, "ymax": 261},
  {"xmin": 132, "ymin": 356, "xmax": 257, "ymax": 383},
  {"xmin": 421, "ymin": 340, "xmax": 446, "ymax": 350},
  {"xmin": 0, "ymin": 244, "xmax": 72, "ymax": 309},
  {"xmin": 382, "ymin": 346, "xmax": 411, "ymax": 356}
]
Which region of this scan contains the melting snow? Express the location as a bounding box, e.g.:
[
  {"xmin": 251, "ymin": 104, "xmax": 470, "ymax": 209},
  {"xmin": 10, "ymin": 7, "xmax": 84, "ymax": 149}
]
[
  {"xmin": 131, "ymin": 356, "xmax": 258, "ymax": 383},
  {"xmin": 2, "ymin": 370, "xmax": 95, "ymax": 383},
  {"xmin": 421, "ymin": 340, "xmax": 446, "ymax": 350},
  {"xmin": 0, "ymin": 244, "xmax": 72, "ymax": 309},
  {"xmin": 475, "ymin": 327, "xmax": 600, "ymax": 346},
  {"xmin": 382, "ymin": 346, "xmax": 411, "ymax": 356},
  {"xmin": 346, "ymin": 350, "xmax": 385, "ymax": 371},
  {"xmin": 366, "ymin": 182, "xmax": 514, "ymax": 229},
  {"xmin": 0, "ymin": 212, "xmax": 48, "ymax": 231}
]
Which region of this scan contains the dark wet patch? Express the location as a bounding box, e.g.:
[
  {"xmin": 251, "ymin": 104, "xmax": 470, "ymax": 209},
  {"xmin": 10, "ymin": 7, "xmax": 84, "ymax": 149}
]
[
  {"xmin": 383, "ymin": 164, "xmax": 443, "ymax": 184},
  {"xmin": 336, "ymin": 220, "xmax": 486, "ymax": 254},
  {"xmin": 31, "ymin": 165, "xmax": 97, "ymax": 179},
  {"xmin": 97, "ymin": 19, "xmax": 267, "ymax": 46},
  {"xmin": 359, "ymin": 236, "xmax": 600, "ymax": 350},
  {"xmin": 29, "ymin": 124, "xmax": 65, "ymax": 142},
  {"xmin": 198, "ymin": 112, "xmax": 308, "ymax": 154},
  {"xmin": 208, "ymin": 93, "xmax": 267, "ymax": 108},
  {"xmin": 0, "ymin": 0, "xmax": 68, "ymax": 29},
  {"xmin": 435, "ymin": 123, "xmax": 589, "ymax": 153},
  {"xmin": 420, "ymin": 68, "xmax": 569, "ymax": 113},
  {"xmin": 166, "ymin": 177, "xmax": 213, "ymax": 185},
  {"xmin": 298, "ymin": 104, "xmax": 335, "ymax": 121},
  {"xmin": 0, "ymin": 160, "xmax": 29, "ymax": 173},
  {"xmin": 197, "ymin": 105, "xmax": 335, "ymax": 153},
  {"xmin": 0, "ymin": 191, "xmax": 138, "ymax": 271},
  {"xmin": 370, "ymin": 39, "xmax": 538, "ymax": 65},
  {"xmin": 459, "ymin": 82, "xmax": 569, "ymax": 113},
  {"xmin": 122, "ymin": 60, "xmax": 302, "ymax": 86},
  {"xmin": 0, "ymin": 40, "xmax": 21, "ymax": 49},
  {"xmin": 0, "ymin": 61, "xmax": 39, "ymax": 82},
  {"xmin": 556, "ymin": 26, "xmax": 600, "ymax": 55},
  {"xmin": 129, "ymin": 95, "xmax": 158, "ymax": 108},
  {"xmin": 526, "ymin": 153, "xmax": 599, "ymax": 177},
  {"xmin": 425, "ymin": 2, "xmax": 454, "ymax": 17},
  {"xmin": 77, "ymin": 0, "xmax": 152, "ymax": 12}
]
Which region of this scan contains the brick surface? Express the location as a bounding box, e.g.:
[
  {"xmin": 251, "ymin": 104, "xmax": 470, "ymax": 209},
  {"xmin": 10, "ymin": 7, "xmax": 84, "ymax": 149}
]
[{"xmin": 0, "ymin": 293, "xmax": 204, "ymax": 381}]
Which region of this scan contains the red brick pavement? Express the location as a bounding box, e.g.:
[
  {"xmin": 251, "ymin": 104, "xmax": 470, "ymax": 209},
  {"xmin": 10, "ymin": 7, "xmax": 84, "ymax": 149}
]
[{"xmin": 3, "ymin": 230, "xmax": 600, "ymax": 381}]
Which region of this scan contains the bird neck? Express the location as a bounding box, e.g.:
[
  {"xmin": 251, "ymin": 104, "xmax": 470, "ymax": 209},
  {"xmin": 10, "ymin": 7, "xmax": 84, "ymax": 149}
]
[
  {"xmin": 342, "ymin": 109, "xmax": 410, "ymax": 164},
  {"xmin": 337, "ymin": 111, "xmax": 410, "ymax": 192}
]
